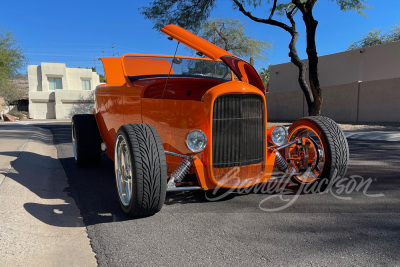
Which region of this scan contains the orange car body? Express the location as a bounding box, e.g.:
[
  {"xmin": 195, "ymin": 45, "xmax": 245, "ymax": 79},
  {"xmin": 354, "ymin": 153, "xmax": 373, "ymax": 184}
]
[{"xmin": 94, "ymin": 24, "xmax": 276, "ymax": 190}]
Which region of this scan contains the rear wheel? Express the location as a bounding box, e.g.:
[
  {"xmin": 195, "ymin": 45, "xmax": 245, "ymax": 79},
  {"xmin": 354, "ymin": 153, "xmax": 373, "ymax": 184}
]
[
  {"xmin": 114, "ymin": 124, "xmax": 167, "ymax": 217},
  {"xmin": 287, "ymin": 116, "xmax": 349, "ymax": 189},
  {"xmin": 71, "ymin": 114, "xmax": 102, "ymax": 166}
]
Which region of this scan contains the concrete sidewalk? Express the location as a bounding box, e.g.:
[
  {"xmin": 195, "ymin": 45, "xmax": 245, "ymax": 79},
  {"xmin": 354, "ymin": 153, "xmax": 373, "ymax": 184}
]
[{"xmin": 0, "ymin": 124, "xmax": 96, "ymax": 266}]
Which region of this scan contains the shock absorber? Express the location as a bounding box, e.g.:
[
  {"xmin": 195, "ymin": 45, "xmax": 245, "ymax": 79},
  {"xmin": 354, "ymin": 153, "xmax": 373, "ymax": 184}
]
[
  {"xmin": 170, "ymin": 157, "xmax": 192, "ymax": 184},
  {"xmin": 275, "ymin": 151, "xmax": 288, "ymax": 172}
]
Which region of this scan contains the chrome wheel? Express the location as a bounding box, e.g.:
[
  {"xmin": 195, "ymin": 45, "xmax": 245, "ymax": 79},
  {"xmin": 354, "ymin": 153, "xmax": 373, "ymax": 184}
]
[
  {"xmin": 115, "ymin": 135, "xmax": 133, "ymax": 206},
  {"xmin": 287, "ymin": 126, "xmax": 325, "ymax": 184}
]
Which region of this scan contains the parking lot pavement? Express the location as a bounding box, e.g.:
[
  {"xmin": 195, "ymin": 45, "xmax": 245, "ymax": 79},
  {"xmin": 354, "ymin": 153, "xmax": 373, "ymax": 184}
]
[
  {"xmin": 35, "ymin": 122, "xmax": 400, "ymax": 267},
  {"xmin": 0, "ymin": 124, "xmax": 96, "ymax": 267}
]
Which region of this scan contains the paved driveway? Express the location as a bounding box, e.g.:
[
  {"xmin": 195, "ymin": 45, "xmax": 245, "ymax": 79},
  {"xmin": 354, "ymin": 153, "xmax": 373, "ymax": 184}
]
[{"xmin": 38, "ymin": 123, "xmax": 400, "ymax": 266}]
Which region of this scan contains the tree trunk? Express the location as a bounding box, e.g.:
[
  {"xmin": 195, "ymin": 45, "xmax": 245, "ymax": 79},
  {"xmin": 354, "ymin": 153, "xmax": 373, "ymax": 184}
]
[
  {"xmin": 232, "ymin": 0, "xmax": 321, "ymax": 116},
  {"xmin": 287, "ymin": 31, "xmax": 315, "ymax": 115},
  {"xmin": 284, "ymin": 9, "xmax": 316, "ymax": 117},
  {"xmin": 303, "ymin": 6, "xmax": 322, "ymax": 116}
]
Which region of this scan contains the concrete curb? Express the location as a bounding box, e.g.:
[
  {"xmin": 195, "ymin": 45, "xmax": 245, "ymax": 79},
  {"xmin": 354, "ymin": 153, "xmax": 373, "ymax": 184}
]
[
  {"xmin": 274, "ymin": 125, "xmax": 400, "ymax": 142},
  {"xmin": 0, "ymin": 125, "xmax": 96, "ymax": 266},
  {"xmin": 0, "ymin": 120, "xmax": 71, "ymax": 125},
  {"xmin": 344, "ymin": 130, "xmax": 400, "ymax": 142}
]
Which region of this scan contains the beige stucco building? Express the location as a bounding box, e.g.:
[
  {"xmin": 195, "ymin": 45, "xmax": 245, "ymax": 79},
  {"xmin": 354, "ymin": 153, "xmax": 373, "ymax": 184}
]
[
  {"xmin": 267, "ymin": 41, "xmax": 400, "ymax": 122},
  {"xmin": 28, "ymin": 63, "xmax": 100, "ymax": 119}
]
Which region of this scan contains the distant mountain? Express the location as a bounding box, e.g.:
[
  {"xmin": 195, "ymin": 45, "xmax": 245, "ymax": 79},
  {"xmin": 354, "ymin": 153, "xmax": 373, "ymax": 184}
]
[{"xmin": 11, "ymin": 74, "xmax": 29, "ymax": 99}]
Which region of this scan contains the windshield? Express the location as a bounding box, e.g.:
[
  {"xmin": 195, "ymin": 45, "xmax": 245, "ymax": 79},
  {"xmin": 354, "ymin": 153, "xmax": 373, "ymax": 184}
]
[{"xmin": 122, "ymin": 56, "xmax": 234, "ymax": 82}]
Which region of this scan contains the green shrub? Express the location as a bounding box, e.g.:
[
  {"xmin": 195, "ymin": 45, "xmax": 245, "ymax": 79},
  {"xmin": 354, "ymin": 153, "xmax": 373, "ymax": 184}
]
[{"xmin": 8, "ymin": 110, "xmax": 24, "ymax": 120}]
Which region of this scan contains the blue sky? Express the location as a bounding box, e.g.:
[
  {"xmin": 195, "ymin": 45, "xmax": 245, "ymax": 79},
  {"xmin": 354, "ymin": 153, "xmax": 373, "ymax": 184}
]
[{"xmin": 1, "ymin": 0, "xmax": 399, "ymax": 75}]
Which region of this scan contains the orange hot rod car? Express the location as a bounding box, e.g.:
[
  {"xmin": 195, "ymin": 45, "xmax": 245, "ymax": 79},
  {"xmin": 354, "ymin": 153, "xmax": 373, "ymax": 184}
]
[{"xmin": 71, "ymin": 25, "xmax": 349, "ymax": 217}]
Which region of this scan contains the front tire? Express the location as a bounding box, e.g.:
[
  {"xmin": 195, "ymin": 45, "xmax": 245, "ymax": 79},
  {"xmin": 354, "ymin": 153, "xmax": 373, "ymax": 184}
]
[
  {"xmin": 287, "ymin": 116, "xmax": 349, "ymax": 189},
  {"xmin": 114, "ymin": 124, "xmax": 167, "ymax": 217}
]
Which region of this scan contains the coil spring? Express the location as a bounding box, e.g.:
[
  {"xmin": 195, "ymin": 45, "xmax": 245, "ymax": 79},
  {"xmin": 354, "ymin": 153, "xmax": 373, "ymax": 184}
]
[
  {"xmin": 171, "ymin": 158, "xmax": 192, "ymax": 183},
  {"xmin": 275, "ymin": 151, "xmax": 288, "ymax": 171}
]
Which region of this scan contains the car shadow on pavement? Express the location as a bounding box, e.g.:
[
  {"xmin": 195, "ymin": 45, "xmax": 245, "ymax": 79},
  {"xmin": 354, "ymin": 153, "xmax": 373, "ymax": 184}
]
[
  {"xmin": 57, "ymin": 156, "xmax": 133, "ymax": 225},
  {"xmin": 1, "ymin": 149, "xmax": 132, "ymax": 227},
  {"xmin": 165, "ymin": 190, "xmax": 238, "ymax": 205}
]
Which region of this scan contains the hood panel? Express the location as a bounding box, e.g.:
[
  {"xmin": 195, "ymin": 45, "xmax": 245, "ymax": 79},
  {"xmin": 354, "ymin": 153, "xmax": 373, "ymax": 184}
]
[
  {"xmin": 161, "ymin": 25, "xmax": 265, "ymax": 93},
  {"xmin": 161, "ymin": 24, "xmax": 235, "ymax": 61}
]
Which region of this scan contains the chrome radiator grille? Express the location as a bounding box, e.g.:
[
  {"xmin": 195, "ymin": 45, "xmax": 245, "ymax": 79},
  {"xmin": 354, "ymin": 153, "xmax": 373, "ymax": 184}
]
[{"xmin": 212, "ymin": 94, "xmax": 265, "ymax": 168}]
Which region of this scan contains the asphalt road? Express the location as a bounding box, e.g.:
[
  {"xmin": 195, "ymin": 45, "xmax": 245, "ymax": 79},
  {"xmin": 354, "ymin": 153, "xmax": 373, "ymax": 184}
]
[{"xmin": 37, "ymin": 123, "xmax": 400, "ymax": 266}]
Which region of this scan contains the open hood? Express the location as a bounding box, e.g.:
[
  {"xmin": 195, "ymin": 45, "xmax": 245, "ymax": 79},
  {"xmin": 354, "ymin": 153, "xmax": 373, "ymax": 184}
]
[
  {"xmin": 161, "ymin": 24, "xmax": 235, "ymax": 61},
  {"xmin": 161, "ymin": 24, "xmax": 265, "ymax": 92}
]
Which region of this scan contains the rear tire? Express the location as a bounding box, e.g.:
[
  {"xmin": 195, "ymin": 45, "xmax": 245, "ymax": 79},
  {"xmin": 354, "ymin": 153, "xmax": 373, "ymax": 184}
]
[
  {"xmin": 114, "ymin": 124, "xmax": 167, "ymax": 218},
  {"xmin": 287, "ymin": 116, "xmax": 349, "ymax": 190},
  {"xmin": 71, "ymin": 114, "xmax": 102, "ymax": 167}
]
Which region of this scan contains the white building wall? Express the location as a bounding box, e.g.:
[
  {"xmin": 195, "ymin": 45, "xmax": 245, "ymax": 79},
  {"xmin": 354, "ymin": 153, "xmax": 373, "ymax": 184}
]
[
  {"xmin": 91, "ymin": 72, "xmax": 100, "ymax": 89},
  {"xmin": 29, "ymin": 91, "xmax": 56, "ymax": 119},
  {"xmin": 27, "ymin": 65, "xmax": 42, "ymax": 92},
  {"xmin": 28, "ymin": 63, "xmax": 100, "ymax": 119},
  {"xmin": 54, "ymin": 90, "xmax": 95, "ymax": 119},
  {"xmin": 269, "ymin": 41, "xmax": 400, "ymax": 92},
  {"xmin": 267, "ymin": 41, "xmax": 400, "ymax": 122},
  {"xmin": 66, "ymin": 68, "xmax": 94, "ymax": 90},
  {"xmin": 40, "ymin": 63, "xmax": 68, "ymax": 92}
]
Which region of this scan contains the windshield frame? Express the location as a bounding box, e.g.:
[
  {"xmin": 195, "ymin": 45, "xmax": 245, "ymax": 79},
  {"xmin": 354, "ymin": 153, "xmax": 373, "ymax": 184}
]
[
  {"xmin": 121, "ymin": 54, "xmax": 234, "ymax": 82},
  {"xmin": 128, "ymin": 74, "xmax": 232, "ymax": 83}
]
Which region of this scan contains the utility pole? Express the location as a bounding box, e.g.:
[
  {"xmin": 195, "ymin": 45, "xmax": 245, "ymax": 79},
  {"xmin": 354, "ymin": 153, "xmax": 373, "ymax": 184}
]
[
  {"xmin": 118, "ymin": 52, "xmax": 120, "ymax": 57},
  {"xmin": 93, "ymin": 56, "xmax": 96, "ymax": 70},
  {"xmin": 112, "ymin": 44, "xmax": 115, "ymax": 57},
  {"xmin": 102, "ymin": 48, "xmax": 104, "ymax": 57}
]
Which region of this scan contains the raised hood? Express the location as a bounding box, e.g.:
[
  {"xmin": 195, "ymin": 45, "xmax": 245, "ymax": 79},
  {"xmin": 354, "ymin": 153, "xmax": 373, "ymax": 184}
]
[
  {"xmin": 161, "ymin": 24, "xmax": 265, "ymax": 92},
  {"xmin": 161, "ymin": 24, "xmax": 235, "ymax": 61}
]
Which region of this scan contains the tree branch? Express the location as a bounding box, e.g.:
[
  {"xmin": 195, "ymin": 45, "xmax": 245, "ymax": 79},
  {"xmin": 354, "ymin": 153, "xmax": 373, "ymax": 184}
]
[
  {"xmin": 309, "ymin": 0, "xmax": 318, "ymax": 9},
  {"xmin": 287, "ymin": 6, "xmax": 298, "ymax": 18},
  {"xmin": 269, "ymin": 0, "xmax": 278, "ymax": 20},
  {"xmin": 214, "ymin": 24, "xmax": 229, "ymax": 51},
  {"xmin": 286, "ymin": 6, "xmax": 297, "ymax": 27},
  {"xmin": 232, "ymin": 0, "xmax": 293, "ymax": 34},
  {"xmin": 291, "ymin": 0, "xmax": 306, "ymax": 14}
]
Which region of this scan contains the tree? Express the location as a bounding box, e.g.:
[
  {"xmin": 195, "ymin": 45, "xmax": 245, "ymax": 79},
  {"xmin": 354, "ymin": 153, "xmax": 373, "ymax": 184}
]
[
  {"xmin": 91, "ymin": 67, "xmax": 107, "ymax": 83},
  {"xmin": 0, "ymin": 28, "xmax": 26, "ymax": 84},
  {"xmin": 348, "ymin": 23, "xmax": 400, "ymax": 50},
  {"xmin": 183, "ymin": 59, "xmax": 233, "ymax": 80},
  {"xmin": 259, "ymin": 65, "xmax": 271, "ymax": 91},
  {"xmin": 0, "ymin": 28, "xmax": 26, "ymax": 115},
  {"xmin": 99, "ymin": 74, "xmax": 107, "ymax": 83},
  {"xmin": 0, "ymin": 81, "xmax": 24, "ymax": 113},
  {"xmin": 140, "ymin": 0, "xmax": 369, "ymax": 116},
  {"xmin": 199, "ymin": 18, "xmax": 271, "ymax": 63}
]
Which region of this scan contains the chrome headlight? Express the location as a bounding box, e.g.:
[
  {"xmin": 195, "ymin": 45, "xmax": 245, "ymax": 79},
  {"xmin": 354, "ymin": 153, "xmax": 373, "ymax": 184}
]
[
  {"xmin": 186, "ymin": 130, "xmax": 207, "ymax": 153},
  {"xmin": 268, "ymin": 125, "xmax": 288, "ymax": 146}
]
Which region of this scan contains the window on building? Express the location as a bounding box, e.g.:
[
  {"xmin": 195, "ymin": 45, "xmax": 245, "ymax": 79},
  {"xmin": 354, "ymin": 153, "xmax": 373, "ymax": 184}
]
[
  {"xmin": 81, "ymin": 79, "xmax": 91, "ymax": 90},
  {"xmin": 48, "ymin": 78, "xmax": 62, "ymax": 90}
]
